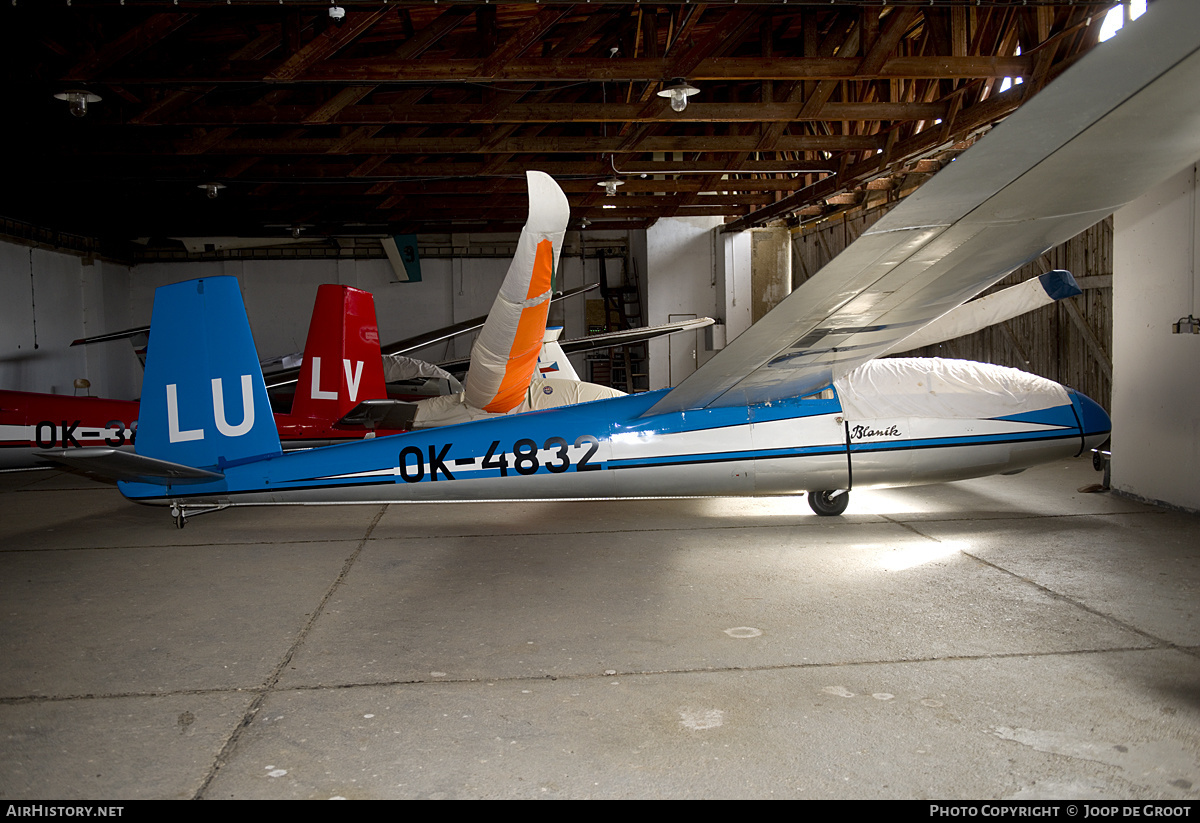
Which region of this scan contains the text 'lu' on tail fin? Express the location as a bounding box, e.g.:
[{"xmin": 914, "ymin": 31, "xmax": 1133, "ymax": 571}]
[
  {"xmin": 290, "ymin": 284, "xmax": 387, "ymax": 422},
  {"xmin": 137, "ymin": 277, "xmax": 281, "ymax": 469}
]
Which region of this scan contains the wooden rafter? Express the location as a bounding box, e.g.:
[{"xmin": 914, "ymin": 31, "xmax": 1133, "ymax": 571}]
[{"xmin": 0, "ymin": 1, "xmax": 1117, "ymax": 240}]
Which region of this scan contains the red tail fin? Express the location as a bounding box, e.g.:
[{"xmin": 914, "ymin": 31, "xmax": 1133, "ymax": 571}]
[{"xmin": 291, "ymin": 285, "xmax": 387, "ymax": 421}]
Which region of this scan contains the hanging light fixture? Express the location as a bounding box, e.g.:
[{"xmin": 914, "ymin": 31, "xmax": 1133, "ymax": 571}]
[
  {"xmin": 54, "ymin": 89, "xmax": 101, "ymax": 118},
  {"xmin": 657, "ymin": 79, "xmax": 699, "ymax": 113},
  {"xmin": 598, "ymin": 177, "xmax": 624, "ymax": 196},
  {"xmin": 198, "ymin": 182, "xmax": 226, "ymax": 199}
]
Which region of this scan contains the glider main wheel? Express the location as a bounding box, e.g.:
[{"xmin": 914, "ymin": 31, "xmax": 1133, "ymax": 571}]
[{"xmin": 808, "ymin": 490, "xmax": 849, "ymax": 517}]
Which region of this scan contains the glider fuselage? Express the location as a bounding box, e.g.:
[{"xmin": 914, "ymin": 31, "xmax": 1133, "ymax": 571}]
[{"xmin": 116, "ymin": 376, "xmax": 1110, "ymax": 508}]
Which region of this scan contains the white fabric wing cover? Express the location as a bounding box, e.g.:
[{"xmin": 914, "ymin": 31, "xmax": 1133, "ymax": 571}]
[
  {"xmin": 463, "ymin": 171, "xmax": 570, "ymax": 413},
  {"xmin": 889, "ymin": 276, "xmax": 1065, "ymax": 353}
]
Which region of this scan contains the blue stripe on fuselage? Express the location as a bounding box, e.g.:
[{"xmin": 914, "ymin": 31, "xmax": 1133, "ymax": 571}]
[
  {"xmin": 847, "ymin": 428, "xmax": 1076, "ymax": 456},
  {"xmin": 993, "ymin": 404, "xmax": 1079, "ymax": 428},
  {"xmin": 120, "ymin": 389, "xmax": 851, "ymax": 500}
]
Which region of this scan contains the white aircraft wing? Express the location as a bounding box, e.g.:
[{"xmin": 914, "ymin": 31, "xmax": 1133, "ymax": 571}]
[
  {"xmin": 646, "ymin": 0, "xmax": 1200, "ymax": 416},
  {"xmin": 557, "ymin": 317, "xmax": 716, "ymax": 355}
]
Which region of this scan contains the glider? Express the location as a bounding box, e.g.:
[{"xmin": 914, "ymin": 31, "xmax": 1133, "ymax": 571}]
[{"xmin": 39, "ymin": 0, "xmax": 1200, "ymax": 525}]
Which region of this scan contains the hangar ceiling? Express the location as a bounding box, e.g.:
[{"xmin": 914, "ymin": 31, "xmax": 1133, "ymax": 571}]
[{"xmin": 0, "ymin": 1, "xmax": 1119, "ymax": 257}]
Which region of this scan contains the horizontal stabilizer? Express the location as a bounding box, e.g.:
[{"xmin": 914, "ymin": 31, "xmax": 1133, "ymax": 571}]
[
  {"xmin": 36, "ymin": 447, "xmax": 224, "ymax": 485},
  {"xmin": 71, "ymin": 326, "xmax": 150, "ymax": 347},
  {"xmin": 336, "ymin": 399, "xmax": 419, "ymax": 430},
  {"xmin": 558, "ymin": 317, "xmax": 716, "ymax": 355}
]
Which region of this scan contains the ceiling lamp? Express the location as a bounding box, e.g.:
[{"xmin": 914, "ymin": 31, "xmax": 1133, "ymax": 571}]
[
  {"xmin": 54, "ymin": 89, "xmax": 101, "ymax": 118},
  {"xmin": 329, "ymin": 4, "xmax": 345, "ymax": 26},
  {"xmin": 198, "ymin": 182, "xmax": 226, "ymax": 199},
  {"xmin": 657, "ymin": 79, "xmax": 699, "ymax": 113},
  {"xmin": 598, "ymin": 177, "xmax": 624, "ymax": 196}
]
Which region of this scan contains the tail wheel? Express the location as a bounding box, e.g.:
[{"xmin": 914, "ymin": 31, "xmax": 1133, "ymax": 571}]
[{"xmin": 808, "ymin": 490, "xmax": 849, "ymax": 516}]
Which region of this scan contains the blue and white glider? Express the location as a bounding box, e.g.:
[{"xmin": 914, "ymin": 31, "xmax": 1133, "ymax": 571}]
[{"xmin": 43, "ymin": 0, "xmax": 1200, "ymax": 525}]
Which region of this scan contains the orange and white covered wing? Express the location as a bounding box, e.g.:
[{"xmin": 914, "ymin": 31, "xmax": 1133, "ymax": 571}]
[{"xmin": 463, "ymin": 171, "xmax": 569, "ymax": 413}]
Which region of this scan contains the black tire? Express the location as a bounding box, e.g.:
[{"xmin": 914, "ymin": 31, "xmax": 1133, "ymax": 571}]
[{"xmin": 808, "ymin": 490, "xmax": 849, "ymax": 516}]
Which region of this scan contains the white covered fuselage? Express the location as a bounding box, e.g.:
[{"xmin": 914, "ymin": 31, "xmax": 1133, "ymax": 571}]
[{"xmin": 117, "ymin": 359, "xmax": 1110, "ymax": 508}]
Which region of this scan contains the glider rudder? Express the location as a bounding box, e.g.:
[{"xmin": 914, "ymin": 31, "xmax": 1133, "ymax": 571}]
[
  {"xmin": 136, "ymin": 276, "xmax": 282, "ymax": 470},
  {"xmin": 291, "ymin": 284, "xmax": 387, "ymax": 421}
]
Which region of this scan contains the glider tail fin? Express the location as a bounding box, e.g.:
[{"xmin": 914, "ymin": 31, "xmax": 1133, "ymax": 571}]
[
  {"xmin": 536, "ymin": 327, "xmax": 580, "ymax": 381},
  {"xmin": 136, "ymin": 276, "xmax": 281, "ymax": 469},
  {"xmin": 290, "ymin": 284, "xmax": 387, "ymax": 422}
]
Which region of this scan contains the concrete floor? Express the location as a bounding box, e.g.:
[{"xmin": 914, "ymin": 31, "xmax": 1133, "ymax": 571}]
[{"xmin": 0, "ymin": 458, "xmax": 1197, "ymax": 800}]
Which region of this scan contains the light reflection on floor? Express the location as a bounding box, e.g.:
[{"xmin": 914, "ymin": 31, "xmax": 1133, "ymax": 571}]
[
  {"xmin": 691, "ymin": 487, "xmax": 937, "ymax": 519},
  {"xmin": 874, "ymin": 539, "xmax": 969, "ymax": 571}
]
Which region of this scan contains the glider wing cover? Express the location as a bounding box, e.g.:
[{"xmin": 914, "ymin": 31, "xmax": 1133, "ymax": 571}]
[{"xmin": 463, "ymin": 171, "xmax": 570, "ymax": 414}]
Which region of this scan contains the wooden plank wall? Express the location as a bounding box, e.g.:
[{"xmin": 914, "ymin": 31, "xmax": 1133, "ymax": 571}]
[{"xmin": 791, "ymin": 207, "xmax": 1114, "ymax": 410}]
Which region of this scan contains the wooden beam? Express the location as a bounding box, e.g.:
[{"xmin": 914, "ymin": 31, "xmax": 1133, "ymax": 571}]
[
  {"xmin": 266, "ymin": 7, "xmax": 392, "ymax": 83},
  {"xmin": 113, "ymin": 55, "xmax": 1034, "ymax": 85},
  {"xmin": 38, "ymin": 158, "xmax": 841, "ymax": 183},
  {"xmin": 664, "ymin": 6, "xmax": 760, "ymax": 81},
  {"xmin": 724, "ymin": 82, "xmax": 1027, "ymax": 232},
  {"xmin": 394, "ymin": 5, "xmax": 475, "ymax": 60},
  {"xmin": 152, "ymin": 134, "xmax": 885, "ymax": 156},
  {"xmin": 161, "ymin": 100, "xmax": 946, "ymax": 127},
  {"xmin": 129, "ymin": 28, "xmax": 282, "ymax": 125},
  {"xmin": 303, "ymin": 86, "xmax": 377, "ymax": 125},
  {"xmin": 1060, "ymin": 295, "xmax": 1114, "ymax": 381},
  {"xmin": 474, "ymin": 6, "xmax": 573, "ymax": 78},
  {"xmin": 65, "ymin": 13, "xmax": 198, "ymax": 80},
  {"xmin": 176, "ymin": 127, "xmax": 237, "ymax": 157}
]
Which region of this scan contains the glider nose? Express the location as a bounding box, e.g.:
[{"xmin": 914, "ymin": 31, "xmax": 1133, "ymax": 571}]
[{"xmin": 1069, "ymin": 389, "xmax": 1111, "ymax": 453}]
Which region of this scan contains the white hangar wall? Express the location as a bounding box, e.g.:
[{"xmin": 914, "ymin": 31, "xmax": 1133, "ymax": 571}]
[
  {"xmin": 1112, "ymin": 165, "xmax": 1200, "ymax": 512},
  {"xmin": 644, "ymin": 217, "xmax": 760, "ymax": 392},
  {"xmin": 646, "ymin": 216, "xmax": 722, "ymax": 391},
  {"xmin": 0, "ymin": 245, "xmax": 135, "ymax": 400},
  {"xmin": 0, "ymin": 233, "xmax": 620, "ymax": 401}
]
